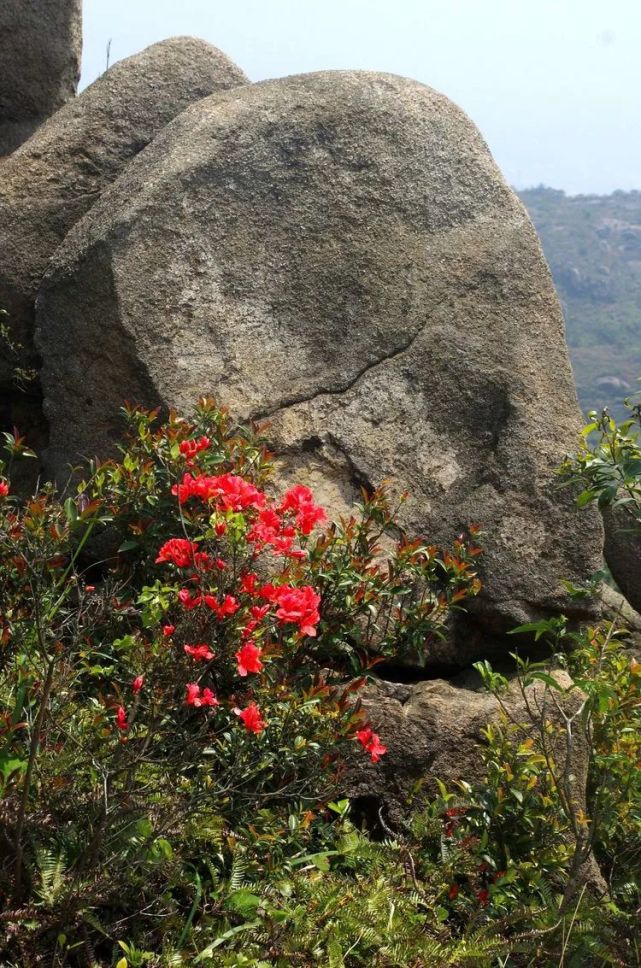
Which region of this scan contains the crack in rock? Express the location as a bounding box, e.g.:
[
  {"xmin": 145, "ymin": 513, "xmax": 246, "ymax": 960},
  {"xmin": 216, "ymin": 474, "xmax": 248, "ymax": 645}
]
[{"xmin": 251, "ymin": 289, "xmax": 457, "ymax": 422}]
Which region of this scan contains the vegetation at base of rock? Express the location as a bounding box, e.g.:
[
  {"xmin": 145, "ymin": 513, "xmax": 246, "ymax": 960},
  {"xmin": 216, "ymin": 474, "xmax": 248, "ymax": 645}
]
[
  {"xmin": 561, "ymin": 399, "xmax": 641, "ymax": 526},
  {"xmin": 0, "ymin": 400, "xmax": 478, "ymax": 964},
  {"xmin": 561, "ymin": 390, "xmax": 641, "ymax": 611},
  {"xmin": 519, "ymin": 186, "xmax": 641, "ymax": 421},
  {"xmin": 0, "ymin": 400, "xmax": 639, "ymax": 966}
]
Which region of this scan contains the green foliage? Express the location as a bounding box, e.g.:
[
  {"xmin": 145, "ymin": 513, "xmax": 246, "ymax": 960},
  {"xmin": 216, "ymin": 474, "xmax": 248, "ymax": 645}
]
[
  {"xmin": 0, "ymin": 309, "xmax": 38, "ymax": 389},
  {"xmin": 0, "ymin": 397, "xmax": 639, "ymax": 966},
  {"xmin": 560, "ymin": 401, "xmax": 641, "ymax": 524},
  {"xmin": 0, "ymin": 399, "xmax": 480, "ymax": 965}
]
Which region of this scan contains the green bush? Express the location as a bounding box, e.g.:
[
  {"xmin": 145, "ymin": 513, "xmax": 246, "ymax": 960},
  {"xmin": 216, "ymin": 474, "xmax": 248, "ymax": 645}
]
[
  {"xmin": 1, "ymin": 397, "xmax": 639, "ymax": 966},
  {"xmin": 0, "ymin": 399, "xmax": 480, "ymax": 965},
  {"xmin": 560, "ymin": 397, "xmax": 641, "ymax": 522}
]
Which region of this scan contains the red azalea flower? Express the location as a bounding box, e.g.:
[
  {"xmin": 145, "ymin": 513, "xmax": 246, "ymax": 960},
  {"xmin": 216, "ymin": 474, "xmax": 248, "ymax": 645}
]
[
  {"xmin": 286, "ymin": 548, "xmax": 308, "ymax": 560},
  {"xmin": 178, "ymin": 589, "xmax": 202, "ymax": 610},
  {"xmin": 204, "ymin": 594, "xmax": 239, "ymax": 618},
  {"xmin": 356, "ymin": 725, "xmax": 387, "ymax": 763},
  {"xmin": 271, "ymin": 533, "xmax": 296, "ymax": 554},
  {"xmin": 250, "ymin": 604, "xmax": 270, "ymax": 620},
  {"xmin": 185, "ymin": 682, "xmax": 200, "ymax": 705},
  {"xmin": 200, "ymin": 687, "xmax": 218, "ymax": 707},
  {"xmin": 279, "ymin": 484, "xmax": 313, "ymax": 511},
  {"xmin": 366, "ymin": 733, "xmax": 387, "ymax": 763},
  {"xmin": 476, "ymin": 888, "xmax": 490, "ymax": 908},
  {"xmin": 247, "ymin": 507, "xmax": 296, "ymax": 554},
  {"xmin": 185, "ymin": 682, "xmax": 219, "ymax": 708},
  {"xmin": 172, "ymin": 472, "xmax": 265, "ymax": 511},
  {"xmin": 240, "ymin": 572, "xmax": 259, "ymax": 595},
  {"xmin": 179, "ymin": 435, "xmax": 211, "ymax": 461},
  {"xmin": 162, "ymin": 624, "xmax": 176, "ymax": 637},
  {"xmin": 156, "ymin": 538, "xmax": 200, "ymax": 569},
  {"xmin": 132, "ymin": 675, "xmax": 144, "ymax": 694},
  {"xmin": 215, "ymin": 520, "xmax": 227, "ymax": 537},
  {"xmin": 0, "ymin": 480, "xmax": 9, "ymax": 498},
  {"xmin": 219, "ymin": 594, "xmax": 239, "ymax": 616},
  {"xmin": 448, "ymin": 884, "xmax": 460, "ymax": 900},
  {"xmin": 235, "ymin": 641, "xmax": 264, "ymax": 677},
  {"xmin": 193, "ymin": 550, "xmax": 213, "ymax": 571},
  {"xmin": 279, "ymin": 484, "xmax": 326, "ymax": 535},
  {"xmin": 270, "ymin": 585, "xmax": 321, "ymax": 637},
  {"xmin": 115, "ymin": 706, "xmax": 129, "ymax": 731},
  {"xmin": 258, "ymin": 582, "xmax": 277, "ymax": 601},
  {"xmin": 184, "ymin": 643, "xmax": 215, "ymax": 661},
  {"xmin": 235, "ymin": 702, "xmax": 267, "ymax": 734}
]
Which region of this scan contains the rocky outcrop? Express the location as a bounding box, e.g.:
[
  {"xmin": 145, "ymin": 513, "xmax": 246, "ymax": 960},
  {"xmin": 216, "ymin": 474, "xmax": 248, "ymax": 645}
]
[
  {"xmin": 36, "ymin": 70, "xmax": 603, "ymax": 636},
  {"xmin": 603, "ymin": 505, "xmax": 641, "ymax": 614},
  {"xmin": 349, "ymin": 671, "xmax": 581, "ymax": 807},
  {"xmin": 0, "ymin": 0, "xmax": 82, "ymax": 156},
  {"xmin": 0, "ymin": 37, "xmax": 247, "ymax": 391},
  {"xmin": 348, "ymin": 670, "xmax": 607, "ymax": 895}
]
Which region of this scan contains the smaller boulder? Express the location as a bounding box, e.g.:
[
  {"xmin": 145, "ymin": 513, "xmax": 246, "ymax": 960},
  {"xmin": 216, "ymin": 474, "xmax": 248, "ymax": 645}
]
[
  {"xmin": 0, "ymin": 37, "xmax": 248, "ymax": 389},
  {"xmin": 603, "ymin": 505, "xmax": 641, "ymax": 615},
  {"xmin": 600, "ymin": 581, "xmax": 641, "ymax": 644},
  {"xmin": 347, "ymin": 669, "xmax": 606, "ymax": 896},
  {"xmin": 0, "ymin": 0, "xmax": 82, "ymax": 155}
]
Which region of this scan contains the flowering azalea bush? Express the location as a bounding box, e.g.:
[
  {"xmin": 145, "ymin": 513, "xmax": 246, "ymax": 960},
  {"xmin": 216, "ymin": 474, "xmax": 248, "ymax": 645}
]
[
  {"xmin": 0, "ymin": 399, "xmax": 482, "ymax": 965},
  {"xmin": 1, "ymin": 397, "xmax": 639, "ymax": 967}
]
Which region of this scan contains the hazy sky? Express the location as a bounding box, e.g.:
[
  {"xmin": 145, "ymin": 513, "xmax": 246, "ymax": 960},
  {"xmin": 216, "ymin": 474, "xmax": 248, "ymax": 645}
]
[{"xmin": 81, "ymin": 0, "xmax": 641, "ymax": 196}]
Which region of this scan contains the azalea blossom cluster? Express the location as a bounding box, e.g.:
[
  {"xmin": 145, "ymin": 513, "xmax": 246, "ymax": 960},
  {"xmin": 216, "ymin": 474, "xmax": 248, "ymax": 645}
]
[
  {"xmin": 114, "ymin": 448, "xmax": 385, "ymax": 763},
  {"xmin": 356, "ymin": 725, "xmax": 387, "ymax": 763}
]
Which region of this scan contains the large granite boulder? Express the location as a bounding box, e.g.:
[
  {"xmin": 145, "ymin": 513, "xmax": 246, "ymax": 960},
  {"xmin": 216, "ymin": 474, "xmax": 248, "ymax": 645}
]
[
  {"xmin": 0, "ymin": 0, "xmax": 82, "ymax": 156},
  {"xmin": 36, "ymin": 71, "xmax": 603, "ymax": 636},
  {"xmin": 0, "ymin": 37, "xmax": 247, "ymax": 390}
]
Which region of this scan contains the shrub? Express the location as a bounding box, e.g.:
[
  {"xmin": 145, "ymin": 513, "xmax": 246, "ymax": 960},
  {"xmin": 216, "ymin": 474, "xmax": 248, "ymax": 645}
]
[
  {"xmin": 0, "ymin": 399, "xmax": 481, "ymax": 965},
  {"xmin": 560, "ymin": 398, "xmax": 641, "ymax": 522},
  {"xmin": 2, "ymin": 395, "xmax": 639, "ymax": 966}
]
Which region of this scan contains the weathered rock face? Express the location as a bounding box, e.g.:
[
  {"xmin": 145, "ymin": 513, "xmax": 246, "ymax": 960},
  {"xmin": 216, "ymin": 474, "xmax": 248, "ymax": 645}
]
[
  {"xmin": 36, "ymin": 70, "xmax": 603, "ymax": 636},
  {"xmin": 0, "ymin": 37, "xmax": 247, "ymax": 390},
  {"xmin": 603, "ymin": 506, "xmax": 641, "ymax": 615},
  {"xmin": 0, "ymin": 0, "xmax": 82, "ymax": 156}
]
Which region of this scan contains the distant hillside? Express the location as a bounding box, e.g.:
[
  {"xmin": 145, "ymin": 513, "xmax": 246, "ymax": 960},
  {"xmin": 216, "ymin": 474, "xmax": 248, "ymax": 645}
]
[{"xmin": 519, "ymin": 186, "xmax": 641, "ymax": 421}]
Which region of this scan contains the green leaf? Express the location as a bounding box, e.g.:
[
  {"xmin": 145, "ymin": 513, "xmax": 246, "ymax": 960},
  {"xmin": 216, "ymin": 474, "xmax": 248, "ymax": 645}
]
[
  {"xmin": 118, "ymin": 539, "xmax": 140, "ymax": 552},
  {"xmin": 196, "ymin": 920, "xmax": 261, "ymax": 960},
  {"xmin": 576, "ymin": 490, "xmax": 596, "ymax": 508},
  {"xmin": 528, "ymin": 671, "xmax": 564, "ymax": 690},
  {"xmin": 598, "ymin": 485, "xmax": 619, "ymax": 508},
  {"xmin": 226, "ymin": 889, "xmax": 261, "ymax": 918},
  {"xmin": 0, "ymin": 756, "xmax": 27, "ymax": 780}
]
